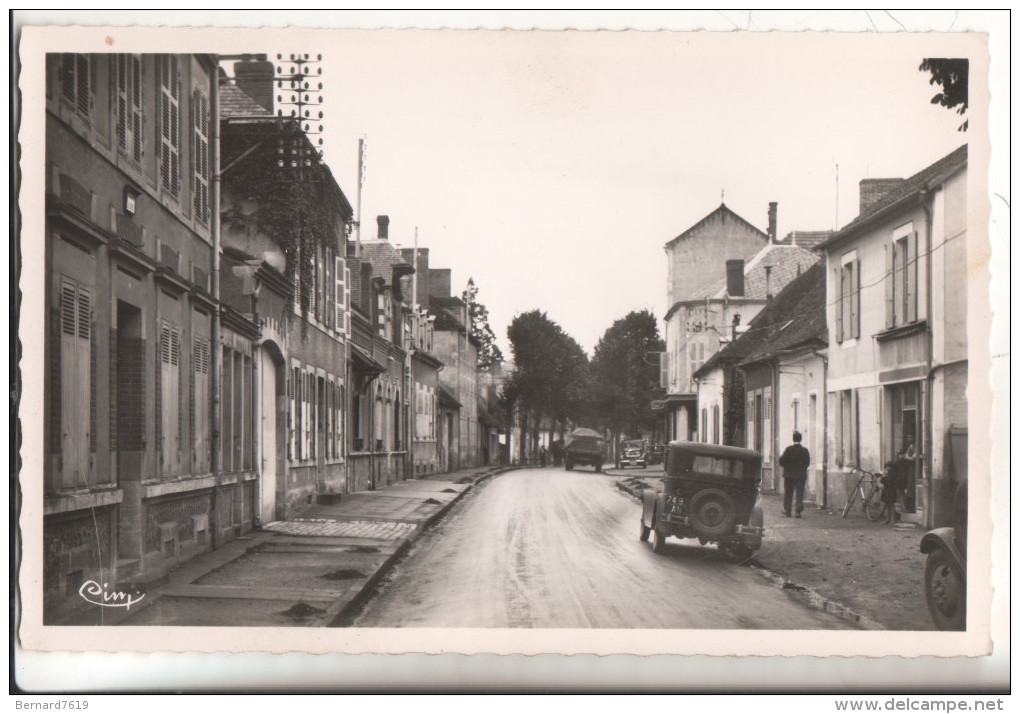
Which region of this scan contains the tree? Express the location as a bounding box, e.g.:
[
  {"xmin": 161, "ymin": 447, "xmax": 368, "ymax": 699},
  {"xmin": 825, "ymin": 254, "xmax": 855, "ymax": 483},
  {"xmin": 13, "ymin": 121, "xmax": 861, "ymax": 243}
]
[
  {"xmin": 504, "ymin": 310, "xmax": 590, "ymax": 463},
  {"xmin": 462, "ymin": 278, "xmax": 504, "ymax": 373},
  {"xmin": 919, "ymin": 58, "xmax": 968, "ymax": 132},
  {"xmin": 589, "ymin": 310, "xmax": 665, "ymax": 448}
]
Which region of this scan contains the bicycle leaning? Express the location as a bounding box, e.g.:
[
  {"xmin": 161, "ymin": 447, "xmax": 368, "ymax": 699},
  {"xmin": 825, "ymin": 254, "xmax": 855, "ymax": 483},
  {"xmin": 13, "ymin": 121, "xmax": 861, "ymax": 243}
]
[{"xmin": 841, "ymin": 466, "xmax": 895, "ymax": 522}]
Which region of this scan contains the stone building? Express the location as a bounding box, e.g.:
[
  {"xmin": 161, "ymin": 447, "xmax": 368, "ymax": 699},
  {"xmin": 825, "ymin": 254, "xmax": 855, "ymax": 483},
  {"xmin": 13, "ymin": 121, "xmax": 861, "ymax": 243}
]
[{"xmin": 43, "ymin": 52, "xmax": 245, "ymax": 619}]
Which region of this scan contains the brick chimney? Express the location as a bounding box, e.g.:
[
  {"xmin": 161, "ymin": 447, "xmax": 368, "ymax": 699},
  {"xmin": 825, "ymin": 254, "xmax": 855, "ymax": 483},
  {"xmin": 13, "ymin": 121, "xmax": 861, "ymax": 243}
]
[
  {"xmin": 233, "ymin": 56, "xmax": 275, "ymax": 113},
  {"xmin": 767, "ymin": 202, "xmax": 778, "ymax": 244},
  {"xmin": 428, "ymin": 268, "xmax": 451, "ymax": 299},
  {"xmin": 859, "ymin": 178, "xmax": 904, "ymax": 214},
  {"xmin": 400, "ymin": 246, "xmax": 430, "ymax": 307},
  {"xmin": 726, "ymin": 259, "xmax": 745, "ymax": 297},
  {"xmin": 376, "ymin": 215, "xmax": 390, "ymax": 240}
]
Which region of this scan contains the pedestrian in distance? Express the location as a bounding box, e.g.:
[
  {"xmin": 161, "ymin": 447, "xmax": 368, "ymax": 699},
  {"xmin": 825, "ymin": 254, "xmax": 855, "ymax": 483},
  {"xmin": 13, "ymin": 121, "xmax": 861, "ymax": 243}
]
[
  {"xmin": 778, "ymin": 431, "xmax": 810, "ymax": 518},
  {"xmin": 539, "ymin": 445, "xmax": 547, "ymax": 467}
]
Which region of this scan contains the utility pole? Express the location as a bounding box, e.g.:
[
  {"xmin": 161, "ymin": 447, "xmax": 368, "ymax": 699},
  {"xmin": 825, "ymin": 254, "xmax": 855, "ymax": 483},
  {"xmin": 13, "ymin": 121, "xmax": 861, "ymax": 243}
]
[{"xmin": 355, "ymin": 138, "xmax": 365, "ymax": 258}]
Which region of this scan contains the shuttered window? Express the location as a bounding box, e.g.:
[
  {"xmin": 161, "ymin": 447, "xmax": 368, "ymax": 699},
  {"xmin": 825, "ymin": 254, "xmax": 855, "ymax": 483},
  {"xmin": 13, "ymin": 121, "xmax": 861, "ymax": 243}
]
[
  {"xmin": 192, "ymin": 334, "xmax": 210, "ymax": 473},
  {"xmin": 838, "ymin": 257, "xmax": 860, "ymax": 342},
  {"xmin": 192, "ymin": 87, "xmax": 210, "ymax": 223},
  {"xmin": 159, "ymin": 55, "xmax": 181, "ymax": 200},
  {"xmin": 59, "ymin": 278, "xmax": 92, "ymax": 488},
  {"xmin": 335, "ymin": 256, "xmax": 346, "ymax": 336},
  {"xmin": 60, "ymin": 53, "xmax": 91, "ymax": 125},
  {"xmin": 160, "ymin": 319, "xmax": 182, "ymax": 476},
  {"xmin": 116, "ymin": 55, "xmax": 143, "ymax": 163}
]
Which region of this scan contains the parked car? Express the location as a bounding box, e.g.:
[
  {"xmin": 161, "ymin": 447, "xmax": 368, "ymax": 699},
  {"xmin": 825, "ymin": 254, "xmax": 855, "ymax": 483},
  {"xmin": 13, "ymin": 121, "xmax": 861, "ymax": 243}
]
[
  {"xmin": 920, "ymin": 483, "xmax": 967, "ymax": 630},
  {"xmin": 563, "ymin": 428, "xmax": 606, "ymax": 472},
  {"xmin": 617, "ymin": 439, "xmax": 648, "ymax": 469},
  {"xmin": 648, "ymin": 443, "xmax": 666, "ymax": 466},
  {"xmin": 640, "ymin": 441, "xmax": 764, "ymax": 561}
]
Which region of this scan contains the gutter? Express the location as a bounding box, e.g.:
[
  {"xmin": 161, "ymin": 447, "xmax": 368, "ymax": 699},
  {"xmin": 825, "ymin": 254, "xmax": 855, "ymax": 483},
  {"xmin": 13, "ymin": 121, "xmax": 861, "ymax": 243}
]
[
  {"xmin": 210, "ymin": 65, "xmax": 222, "ymax": 547},
  {"xmin": 812, "ymin": 348, "xmax": 829, "ymax": 509},
  {"xmin": 920, "ymin": 188, "xmax": 935, "ymax": 529}
]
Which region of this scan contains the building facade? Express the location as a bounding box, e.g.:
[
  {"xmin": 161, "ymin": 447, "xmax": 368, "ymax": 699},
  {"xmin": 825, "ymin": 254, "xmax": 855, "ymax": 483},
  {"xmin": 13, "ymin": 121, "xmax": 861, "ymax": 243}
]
[
  {"xmin": 817, "ymin": 145, "xmax": 968, "ymax": 528},
  {"xmin": 662, "ymin": 203, "xmax": 771, "ymax": 441},
  {"xmin": 43, "ymin": 52, "xmax": 249, "ymax": 618}
]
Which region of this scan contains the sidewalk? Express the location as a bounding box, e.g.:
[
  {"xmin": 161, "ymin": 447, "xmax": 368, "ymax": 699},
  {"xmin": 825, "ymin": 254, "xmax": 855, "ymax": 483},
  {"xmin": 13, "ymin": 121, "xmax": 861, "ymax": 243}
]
[
  {"xmin": 61, "ymin": 464, "xmax": 512, "ymax": 628},
  {"xmin": 615, "ymin": 472, "xmax": 934, "ymax": 630}
]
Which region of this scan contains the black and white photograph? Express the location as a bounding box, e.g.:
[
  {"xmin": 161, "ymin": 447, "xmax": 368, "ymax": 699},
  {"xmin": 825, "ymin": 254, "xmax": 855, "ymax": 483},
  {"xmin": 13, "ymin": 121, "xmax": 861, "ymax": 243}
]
[{"xmin": 13, "ymin": 10, "xmax": 1009, "ymax": 695}]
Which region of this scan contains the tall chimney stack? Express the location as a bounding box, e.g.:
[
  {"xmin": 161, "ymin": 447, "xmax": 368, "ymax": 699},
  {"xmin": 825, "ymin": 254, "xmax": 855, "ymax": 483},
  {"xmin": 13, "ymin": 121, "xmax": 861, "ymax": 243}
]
[
  {"xmin": 767, "ymin": 202, "xmax": 778, "ymax": 244},
  {"xmin": 376, "ymin": 215, "xmax": 390, "ymax": 240},
  {"xmin": 726, "ymin": 259, "xmax": 745, "ymax": 297}
]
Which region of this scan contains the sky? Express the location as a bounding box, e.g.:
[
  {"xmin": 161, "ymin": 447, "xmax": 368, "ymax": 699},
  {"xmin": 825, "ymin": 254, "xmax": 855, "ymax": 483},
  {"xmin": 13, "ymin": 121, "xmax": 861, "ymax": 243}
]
[
  {"xmin": 304, "ymin": 26, "xmax": 980, "ymax": 355},
  {"xmin": 20, "ymin": 11, "xmax": 995, "ymax": 356}
]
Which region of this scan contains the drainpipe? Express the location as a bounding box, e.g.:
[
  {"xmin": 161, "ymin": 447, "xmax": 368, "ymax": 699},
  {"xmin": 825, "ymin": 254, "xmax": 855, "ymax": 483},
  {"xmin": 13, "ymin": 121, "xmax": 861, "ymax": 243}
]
[
  {"xmin": 920, "ymin": 188, "xmax": 935, "ymax": 529},
  {"xmin": 210, "ymin": 63, "xmax": 222, "ymax": 548},
  {"xmin": 812, "ymin": 348, "xmax": 829, "ymax": 509}
]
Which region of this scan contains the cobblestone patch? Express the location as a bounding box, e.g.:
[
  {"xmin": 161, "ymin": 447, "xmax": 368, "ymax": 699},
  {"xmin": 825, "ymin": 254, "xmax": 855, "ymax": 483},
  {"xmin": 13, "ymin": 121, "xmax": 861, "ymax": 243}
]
[{"xmin": 263, "ymin": 519, "xmax": 416, "ymax": 540}]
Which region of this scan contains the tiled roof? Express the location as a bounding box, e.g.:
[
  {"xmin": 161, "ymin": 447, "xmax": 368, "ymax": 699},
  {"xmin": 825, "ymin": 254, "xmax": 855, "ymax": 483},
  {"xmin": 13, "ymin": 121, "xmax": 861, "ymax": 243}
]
[
  {"xmin": 694, "ymin": 261, "xmax": 826, "ymax": 378},
  {"xmin": 360, "ymin": 240, "xmax": 413, "ymax": 286},
  {"xmin": 780, "ymin": 230, "xmax": 834, "ymax": 250},
  {"xmin": 220, "ymin": 83, "xmax": 272, "ymax": 118},
  {"xmin": 689, "ymin": 243, "xmax": 820, "ymax": 301},
  {"xmin": 819, "ymin": 144, "xmax": 967, "ymax": 249},
  {"xmin": 665, "ymin": 203, "xmax": 768, "ymax": 249}
]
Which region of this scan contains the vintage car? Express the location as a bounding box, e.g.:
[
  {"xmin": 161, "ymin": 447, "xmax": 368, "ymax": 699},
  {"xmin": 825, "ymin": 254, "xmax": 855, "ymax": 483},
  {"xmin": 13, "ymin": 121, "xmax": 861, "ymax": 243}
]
[
  {"xmin": 617, "ymin": 439, "xmax": 648, "ymax": 469},
  {"xmin": 563, "ymin": 428, "xmax": 606, "ymax": 472},
  {"xmin": 920, "ymin": 483, "xmax": 967, "ymax": 630},
  {"xmin": 648, "ymin": 443, "xmax": 666, "ymax": 466},
  {"xmin": 640, "ymin": 441, "xmax": 764, "ymax": 561}
]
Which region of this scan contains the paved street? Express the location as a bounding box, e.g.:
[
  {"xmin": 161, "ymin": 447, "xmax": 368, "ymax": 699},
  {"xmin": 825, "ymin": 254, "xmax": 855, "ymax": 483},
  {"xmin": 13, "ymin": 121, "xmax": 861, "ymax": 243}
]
[{"xmin": 353, "ymin": 467, "xmax": 859, "ymax": 629}]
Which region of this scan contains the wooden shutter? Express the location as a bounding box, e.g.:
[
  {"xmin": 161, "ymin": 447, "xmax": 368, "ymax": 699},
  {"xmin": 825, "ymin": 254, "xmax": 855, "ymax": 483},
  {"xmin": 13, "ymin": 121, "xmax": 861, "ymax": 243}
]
[
  {"xmin": 193, "ymin": 336, "xmax": 210, "ymax": 473},
  {"xmin": 160, "ymin": 55, "xmax": 181, "ymax": 200},
  {"xmin": 851, "ymin": 259, "xmax": 861, "ymax": 339},
  {"xmin": 344, "ymin": 265, "xmax": 352, "ymax": 335},
  {"xmin": 907, "ymin": 231, "xmax": 918, "ymax": 323},
  {"xmin": 288, "ymin": 367, "xmax": 296, "ymax": 461},
  {"xmin": 75, "ymin": 54, "xmax": 90, "ymax": 121},
  {"xmin": 160, "ymin": 320, "xmax": 181, "ymax": 475},
  {"xmin": 834, "ymin": 266, "xmax": 844, "ymax": 343},
  {"xmin": 335, "ymin": 256, "xmax": 346, "ymax": 335},
  {"xmin": 131, "ymin": 56, "xmax": 142, "ymax": 162},
  {"xmin": 60, "ymin": 279, "xmax": 91, "ymax": 488},
  {"xmin": 885, "ymin": 243, "xmax": 895, "ymax": 328},
  {"xmin": 762, "ymin": 386, "xmax": 772, "ymax": 460},
  {"xmin": 193, "ymin": 88, "xmax": 210, "ymax": 223},
  {"xmin": 117, "ymin": 55, "xmax": 143, "ymax": 162}
]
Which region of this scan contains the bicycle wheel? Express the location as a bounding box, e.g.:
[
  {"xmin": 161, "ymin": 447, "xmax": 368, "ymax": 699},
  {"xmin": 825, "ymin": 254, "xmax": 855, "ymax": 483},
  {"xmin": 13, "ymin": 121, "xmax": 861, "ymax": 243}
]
[
  {"xmin": 841, "ymin": 476, "xmax": 862, "ymax": 518},
  {"xmin": 865, "ymin": 487, "xmax": 886, "ymax": 522}
]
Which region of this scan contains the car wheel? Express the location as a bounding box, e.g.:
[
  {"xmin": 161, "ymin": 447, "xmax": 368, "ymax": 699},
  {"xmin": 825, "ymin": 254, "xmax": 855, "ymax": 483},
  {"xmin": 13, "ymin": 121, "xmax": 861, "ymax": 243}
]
[
  {"xmin": 651, "ymin": 527, "xmax": 666, "ymax": 553},
  {"xmin": 689, "ymin": 489, "xmax": 737, "ymax": 539},
  {"xmin": 925, "ymin": 549, "xmax": 965, "ymax": 631},
  {"xmin": 639, "ymin": 519, "xmax": 650, "ymax": 542}
]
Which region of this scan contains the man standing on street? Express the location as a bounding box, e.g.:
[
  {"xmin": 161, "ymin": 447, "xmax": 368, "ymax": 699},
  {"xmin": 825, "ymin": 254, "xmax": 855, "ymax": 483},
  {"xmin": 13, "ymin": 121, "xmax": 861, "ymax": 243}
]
[{"xmin": 778, "ymin": 431, "xmax": 811, "ymax": 518}]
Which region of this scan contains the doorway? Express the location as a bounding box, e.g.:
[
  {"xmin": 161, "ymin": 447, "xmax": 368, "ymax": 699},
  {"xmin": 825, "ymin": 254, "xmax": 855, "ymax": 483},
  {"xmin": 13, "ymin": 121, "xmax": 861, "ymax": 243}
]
[{"xmin": 259, "ymin": 345, "xmax": 284, "ymax": 524}]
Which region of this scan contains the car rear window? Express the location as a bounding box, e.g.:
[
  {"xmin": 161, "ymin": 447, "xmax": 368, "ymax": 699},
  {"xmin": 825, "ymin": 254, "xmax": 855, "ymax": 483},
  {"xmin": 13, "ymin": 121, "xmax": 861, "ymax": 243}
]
[{"xmin": 691, "ymin": 455, "xmax": 744, "ymax": 478}]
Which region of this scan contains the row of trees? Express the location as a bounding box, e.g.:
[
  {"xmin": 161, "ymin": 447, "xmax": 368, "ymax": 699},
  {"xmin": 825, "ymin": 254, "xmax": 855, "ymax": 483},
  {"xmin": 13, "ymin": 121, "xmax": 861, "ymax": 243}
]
[{"xmin": 500, "ymin": 309, "xmax": 665, "ymax": 462}]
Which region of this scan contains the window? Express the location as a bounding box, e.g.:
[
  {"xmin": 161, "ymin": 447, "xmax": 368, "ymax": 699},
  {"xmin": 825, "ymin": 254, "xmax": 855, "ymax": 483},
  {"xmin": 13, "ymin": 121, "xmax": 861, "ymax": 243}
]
[
  {"xmin": 700, "ymin": 408, "xmax": 708, "ymax": 443},
  {"xmin": 713, "ymin": 405, "xmax": 720, "ymax": 445},
  {"xmin": 159, "ymin": 319, "xmax": 182, "ymax": 476},
  {"xmin": 689, "ymin": 341, "xmax": 706, "ymax": 381},
  {"xmin": 116, "ymin": 55, "xmax": 143, "ymax": 163},
  {"xmin": 836, "ymin": 255, "xmax": 860, "ymax": 343},
  {"xmin": 60, "ymin": 54, "xmax": 91, "ymax": 124},
  {"xmin": 159, "ymin": 55, "xmax": 181, "ymax": 200},
  {"xmin": 192, "ymin": 86, "xmax": 210, "ymax": 223},
  {"xmin": 887, "ymin": 227, "xmax": 919, "ymax": 327},
  {"xmin": 57, "ymin": 277, "xmax": 93, "ymax": 489}
]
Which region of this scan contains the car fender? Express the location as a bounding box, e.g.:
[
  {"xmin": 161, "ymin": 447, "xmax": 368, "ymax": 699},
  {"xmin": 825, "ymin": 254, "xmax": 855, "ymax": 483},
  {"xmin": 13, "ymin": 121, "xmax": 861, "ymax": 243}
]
[
  {"xmin": 921, "ymin": 528, "xmax": 966, "ymax": 573},
  {"xmin": 641, "ymin": 488, "xmax": 657, "ymax": 523}
]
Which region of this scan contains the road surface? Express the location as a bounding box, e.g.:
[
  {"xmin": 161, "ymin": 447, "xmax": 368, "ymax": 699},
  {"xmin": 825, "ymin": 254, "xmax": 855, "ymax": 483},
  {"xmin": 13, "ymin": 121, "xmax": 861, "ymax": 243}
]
[{"xmin": 353, "ymin": 467, "xmax": 859, "ymax": 629}]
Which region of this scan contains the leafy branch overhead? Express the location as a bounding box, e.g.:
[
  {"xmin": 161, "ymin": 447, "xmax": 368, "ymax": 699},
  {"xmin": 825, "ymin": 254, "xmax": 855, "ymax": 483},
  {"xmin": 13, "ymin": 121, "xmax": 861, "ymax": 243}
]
[
  {"xmin": 221, "ymin": 124, "xmax": 349, "ymax": 318},
  {"xmin": 919, "ymin": 58, "xmax": 968, "ymax": 132}
]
